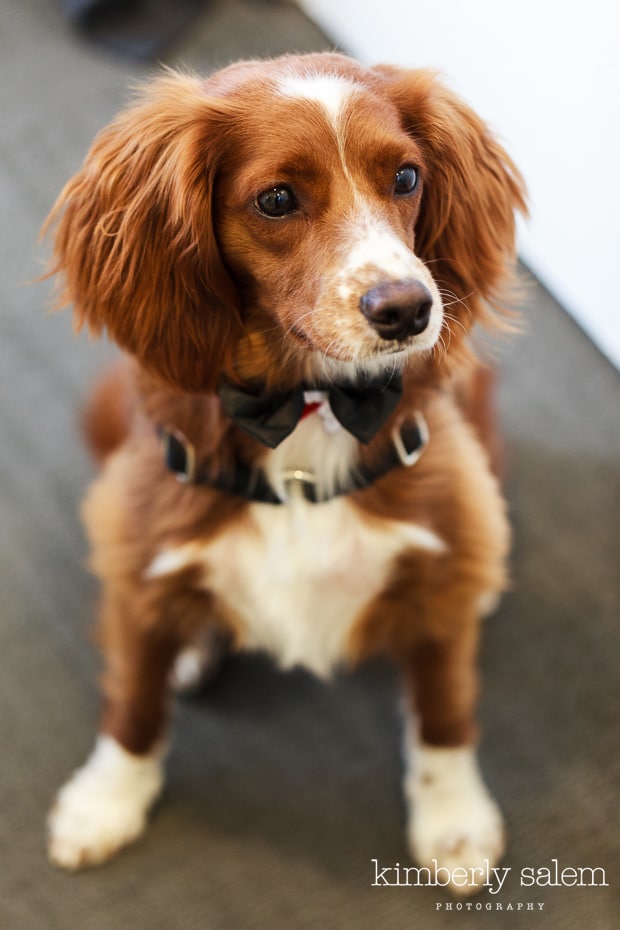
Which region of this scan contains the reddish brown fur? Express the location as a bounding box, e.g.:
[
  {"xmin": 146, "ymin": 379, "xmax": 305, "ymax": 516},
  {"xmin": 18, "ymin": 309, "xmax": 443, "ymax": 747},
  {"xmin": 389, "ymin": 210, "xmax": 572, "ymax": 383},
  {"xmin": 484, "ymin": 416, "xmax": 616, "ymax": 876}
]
[
  {"xmin": 44, "ymin": 74, "xmax": 242, "ymax": 392},
  {"xmin": 45, "ymin": 53, "xmax": 526, "ymax": 765},
  {"xmin": 81, "ymin": 361, "xmax": 134, "ymax": 463}
]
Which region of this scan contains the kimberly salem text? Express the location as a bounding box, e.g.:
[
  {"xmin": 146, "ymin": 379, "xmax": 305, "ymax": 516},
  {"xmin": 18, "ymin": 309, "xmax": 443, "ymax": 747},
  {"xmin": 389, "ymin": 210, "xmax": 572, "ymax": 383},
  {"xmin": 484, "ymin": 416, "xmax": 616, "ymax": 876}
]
[{"xmin": 371, "ymin": 859, "xmax": 609, "ymax": 894}]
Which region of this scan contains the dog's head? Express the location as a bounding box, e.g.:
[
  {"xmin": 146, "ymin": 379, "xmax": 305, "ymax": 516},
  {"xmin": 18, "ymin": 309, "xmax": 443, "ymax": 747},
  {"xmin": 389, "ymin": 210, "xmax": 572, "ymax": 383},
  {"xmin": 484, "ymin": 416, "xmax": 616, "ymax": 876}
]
[{"xmin": 45, "ymin": 54, "xmax": 526, "ymax": 392}]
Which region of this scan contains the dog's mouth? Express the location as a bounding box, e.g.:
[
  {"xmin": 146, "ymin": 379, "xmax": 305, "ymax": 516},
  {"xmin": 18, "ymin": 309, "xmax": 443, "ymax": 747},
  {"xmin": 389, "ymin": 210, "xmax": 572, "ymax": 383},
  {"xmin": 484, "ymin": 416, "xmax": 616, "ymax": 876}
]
[
  {"xmin": 298, "ymin": 345, "xmax": 417, "ymax": 390},
  {"xmin": 289, "ymin": 325, "xmax": 314, "ymax": 349},
  {"xmin": 290, "ymin": 326, "xmax": 434, "ymax": 376}
]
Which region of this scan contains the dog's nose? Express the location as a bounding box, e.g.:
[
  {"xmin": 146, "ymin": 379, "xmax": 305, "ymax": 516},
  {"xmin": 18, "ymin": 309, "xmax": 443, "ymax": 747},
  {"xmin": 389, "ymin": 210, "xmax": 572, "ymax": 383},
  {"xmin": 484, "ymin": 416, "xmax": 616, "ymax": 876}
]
[{"xmin": 360, "ymin": 280, "xmax": 433, "ymax": 341}]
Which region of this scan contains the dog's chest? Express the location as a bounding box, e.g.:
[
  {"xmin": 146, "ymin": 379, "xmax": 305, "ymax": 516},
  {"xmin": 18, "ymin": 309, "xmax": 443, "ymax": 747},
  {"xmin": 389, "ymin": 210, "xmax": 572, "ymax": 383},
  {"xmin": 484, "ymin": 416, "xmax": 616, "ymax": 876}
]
[
  {"xmin": 150, "ymin": 411, "xmax": 442, "ymax": 677},
  {"xmin": 202, "ymin": 498, "xmax": 418, "ymax": 676}
]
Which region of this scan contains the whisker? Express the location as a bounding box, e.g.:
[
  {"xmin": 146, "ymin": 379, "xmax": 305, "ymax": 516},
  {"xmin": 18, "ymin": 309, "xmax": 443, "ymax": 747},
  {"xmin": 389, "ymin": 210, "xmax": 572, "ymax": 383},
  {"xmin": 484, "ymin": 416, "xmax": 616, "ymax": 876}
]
[
  {"xmin": 282, "ymin": 305, "xmax": 317, "ymax": 334},
  {"xmin": 432, "ymin": 332, "xmax": 448, "ymax": 364},
  {"xmin": 439, "ymin": 288, "xmax": 476, "ymax": 315},
  {"xmin": 442, "ymin": 312, "xmax": 468, "ymax": 336}
]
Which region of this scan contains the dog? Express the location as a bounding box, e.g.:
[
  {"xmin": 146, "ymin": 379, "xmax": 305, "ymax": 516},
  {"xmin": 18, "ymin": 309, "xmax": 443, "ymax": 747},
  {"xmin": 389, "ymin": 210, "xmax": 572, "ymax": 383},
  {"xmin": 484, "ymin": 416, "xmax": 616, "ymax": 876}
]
[{"xmin": 44, "ymin": 52, "xmax": 526, "ymax": 891}]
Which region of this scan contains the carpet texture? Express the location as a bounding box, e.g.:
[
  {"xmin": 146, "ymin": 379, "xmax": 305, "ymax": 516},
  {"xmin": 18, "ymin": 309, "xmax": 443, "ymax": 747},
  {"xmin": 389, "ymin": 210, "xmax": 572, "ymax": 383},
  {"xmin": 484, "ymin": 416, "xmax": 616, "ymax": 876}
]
[{"xmin": 1, "ymin": 1, "xmax": 618, "ymax": 927}]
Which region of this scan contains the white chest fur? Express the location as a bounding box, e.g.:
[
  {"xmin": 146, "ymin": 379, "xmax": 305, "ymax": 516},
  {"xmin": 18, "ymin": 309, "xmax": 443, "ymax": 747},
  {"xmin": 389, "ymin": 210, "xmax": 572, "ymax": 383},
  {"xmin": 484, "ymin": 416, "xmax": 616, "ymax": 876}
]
[
  {"xmin": 147, "ymin": 408, "xmax": 444, "ymax": 677},
  {"xmin": 203, "ymin": 498, "xmax": 444, "ymax": 676},
  {"xmin": 150, "ymin": 498, "xmax": 444, "ymax": 677}
]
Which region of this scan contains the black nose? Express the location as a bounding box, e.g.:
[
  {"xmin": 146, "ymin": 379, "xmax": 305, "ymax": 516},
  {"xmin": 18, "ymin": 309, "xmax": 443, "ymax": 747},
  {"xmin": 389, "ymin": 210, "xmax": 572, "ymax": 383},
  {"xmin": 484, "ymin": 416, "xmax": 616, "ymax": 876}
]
[{"xmin": 359, "ymin": 280, "xmax": 433, "ymax": 342}]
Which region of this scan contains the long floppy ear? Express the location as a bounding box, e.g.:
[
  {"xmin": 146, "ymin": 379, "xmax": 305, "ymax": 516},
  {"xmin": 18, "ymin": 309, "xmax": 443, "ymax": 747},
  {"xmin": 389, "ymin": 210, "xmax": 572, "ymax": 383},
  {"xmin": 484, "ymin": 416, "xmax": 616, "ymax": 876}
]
[
  {"xmin": 44, "ymin": 71, "xmax": 241, "ymax": 392},
  {"xmin": 373, "ymin": 66, "xmax": 527, "ymax": 335}
]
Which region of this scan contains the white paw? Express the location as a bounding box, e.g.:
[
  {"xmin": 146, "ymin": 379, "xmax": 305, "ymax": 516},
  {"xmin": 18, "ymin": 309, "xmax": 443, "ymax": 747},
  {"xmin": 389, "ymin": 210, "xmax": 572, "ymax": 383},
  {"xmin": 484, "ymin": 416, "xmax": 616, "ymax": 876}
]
[
  {"xmin": 405, "ymin": 744, "xmax": 505, "ymax": 896},
  {"xmin": 48, "ymin": 736, "xmax": 164, "ymax": 870}
]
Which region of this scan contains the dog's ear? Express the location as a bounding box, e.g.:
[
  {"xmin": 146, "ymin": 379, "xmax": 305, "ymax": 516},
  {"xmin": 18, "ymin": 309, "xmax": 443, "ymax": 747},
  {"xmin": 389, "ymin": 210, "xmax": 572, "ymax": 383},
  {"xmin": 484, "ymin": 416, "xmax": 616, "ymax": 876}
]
[
  {"xmin": 44, "ymin": 71, "xmax": 241, "ymax": 392},
  {"xmin": 373, "ymin": 66, "xmax": 527, "ymax": 333}
]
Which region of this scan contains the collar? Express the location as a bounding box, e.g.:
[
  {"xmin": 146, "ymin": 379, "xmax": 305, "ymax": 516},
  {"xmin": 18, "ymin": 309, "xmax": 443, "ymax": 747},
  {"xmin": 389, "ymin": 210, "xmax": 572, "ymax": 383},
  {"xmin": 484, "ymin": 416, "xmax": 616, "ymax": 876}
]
[{"xmin": 158, "ymin": 411, "xmax": 429, "ymax": 505}]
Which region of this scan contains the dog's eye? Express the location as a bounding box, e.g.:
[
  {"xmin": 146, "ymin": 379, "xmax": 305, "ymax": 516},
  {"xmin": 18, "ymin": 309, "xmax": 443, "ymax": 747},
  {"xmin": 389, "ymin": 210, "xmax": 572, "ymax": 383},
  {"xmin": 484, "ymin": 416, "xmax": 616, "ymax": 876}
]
[
  {"xmin": 394, "ymin": 166, "xmax": 419, "ymax": 195},
  {"xmin": 255, "ymin": 186, "xmax": 297, "ymax": 217}
]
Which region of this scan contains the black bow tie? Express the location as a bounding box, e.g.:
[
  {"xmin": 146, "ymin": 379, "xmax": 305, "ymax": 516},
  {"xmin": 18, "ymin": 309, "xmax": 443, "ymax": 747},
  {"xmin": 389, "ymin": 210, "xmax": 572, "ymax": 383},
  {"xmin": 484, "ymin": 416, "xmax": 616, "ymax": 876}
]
[{"xmin": 218, "ymin": 374, "xmax": 403, "ymax": 448}]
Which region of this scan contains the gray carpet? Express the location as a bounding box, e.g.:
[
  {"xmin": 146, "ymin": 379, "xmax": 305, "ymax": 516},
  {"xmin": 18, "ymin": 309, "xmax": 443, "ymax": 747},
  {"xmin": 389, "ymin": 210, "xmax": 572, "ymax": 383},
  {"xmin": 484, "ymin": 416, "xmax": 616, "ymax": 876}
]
[{"xmin": 1, "ymin": 1, "xmax": 618, "ymax": 927}]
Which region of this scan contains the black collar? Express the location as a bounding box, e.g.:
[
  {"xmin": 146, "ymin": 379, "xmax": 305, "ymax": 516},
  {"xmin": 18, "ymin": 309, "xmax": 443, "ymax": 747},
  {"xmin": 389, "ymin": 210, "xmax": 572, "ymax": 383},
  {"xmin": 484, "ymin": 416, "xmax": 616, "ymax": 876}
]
[{"xmin": 158, "ymin": 411, "xmax": 429, "ymax": 505}]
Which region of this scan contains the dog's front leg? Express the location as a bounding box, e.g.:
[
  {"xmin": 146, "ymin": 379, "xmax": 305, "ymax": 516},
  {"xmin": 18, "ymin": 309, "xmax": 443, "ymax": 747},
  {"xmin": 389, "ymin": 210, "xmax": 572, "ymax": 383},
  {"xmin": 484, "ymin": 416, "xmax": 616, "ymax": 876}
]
[
  {"xmin": 401, "ymin": 620, "xmax": 504, "ymax": 895},
  {"xmin": 47, "ymin": 585, "xmax": 181, "ymax": 870}
]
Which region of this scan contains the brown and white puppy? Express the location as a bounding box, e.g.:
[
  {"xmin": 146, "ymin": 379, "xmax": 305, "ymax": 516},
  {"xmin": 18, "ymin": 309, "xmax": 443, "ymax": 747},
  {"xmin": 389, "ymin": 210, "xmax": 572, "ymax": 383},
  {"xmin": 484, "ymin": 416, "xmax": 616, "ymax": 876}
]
[{"xmin": 44, "ymin": 52, "xmax": 526, "ymax": 891}]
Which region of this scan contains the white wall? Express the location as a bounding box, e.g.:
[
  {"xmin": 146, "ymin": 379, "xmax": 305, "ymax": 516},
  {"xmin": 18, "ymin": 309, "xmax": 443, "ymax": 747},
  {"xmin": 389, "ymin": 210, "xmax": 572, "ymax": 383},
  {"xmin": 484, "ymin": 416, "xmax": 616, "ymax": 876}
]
[{"xmin": 300, "ymin": 0, "xmax": 620, "ymax": 368}]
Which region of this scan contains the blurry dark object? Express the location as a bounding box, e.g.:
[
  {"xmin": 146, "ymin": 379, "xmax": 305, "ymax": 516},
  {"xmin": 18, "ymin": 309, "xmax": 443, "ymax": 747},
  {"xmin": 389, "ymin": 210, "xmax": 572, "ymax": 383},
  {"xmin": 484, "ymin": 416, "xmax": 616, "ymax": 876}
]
[{"xmin": 59, "ymin": 0, "xmax": 209, "ymax": 60}]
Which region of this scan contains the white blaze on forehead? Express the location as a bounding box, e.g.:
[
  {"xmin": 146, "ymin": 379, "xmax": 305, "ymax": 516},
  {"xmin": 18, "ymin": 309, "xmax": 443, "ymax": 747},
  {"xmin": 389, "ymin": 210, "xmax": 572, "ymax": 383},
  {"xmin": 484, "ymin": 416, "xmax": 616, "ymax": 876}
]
[{"xmin": 277, "ymin": 73, "xmax": 359, "ymax": 128}]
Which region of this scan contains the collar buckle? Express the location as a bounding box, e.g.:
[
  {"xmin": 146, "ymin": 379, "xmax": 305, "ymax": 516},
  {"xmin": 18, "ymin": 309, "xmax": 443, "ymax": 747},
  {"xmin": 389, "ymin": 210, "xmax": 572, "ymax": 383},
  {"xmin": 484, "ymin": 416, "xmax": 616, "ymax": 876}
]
[
  {"xmin": 281, "ymin": 468, "xmax": 318, "ymax": 502},
  {"xmin": 390, "ymin": 411, "xmax": 429, "ymax": 468},
  {"xmin": 159, "ymin": 428, "xmax": 197, "ymax": 483}
]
